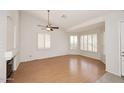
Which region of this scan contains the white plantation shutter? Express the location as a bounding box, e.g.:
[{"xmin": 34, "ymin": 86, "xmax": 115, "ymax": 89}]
[
  {"xmin": 38, "ymin": 33, "xmax": 51, "ymax": 49},
  {"xmin": 80, "ymin": 36, "xmax": 84, "ymax": 50},
  {"xmin": 93, "ymin": 34, "xmax": 97, "ymax": 52},
  {"xmin": 88, "ymin": 35, "xmax": 92, "ymax": 51},
  {"xmin": 38, "ymin": 33, "xmax": 44, "ymax": 49},
  {"xmin": 80, "ymin": 33, "xmax": 97, "ymax": 52},
  {"xmin": 84, "ymin": 35, "xmax": 87, "ymax": 51},
  {"xmin": 45, "ymin": 34, "xmax": 50, "ymax": 48},
  {"xmin": 70, "ymin": 36, "xmax": 73, "ymax": 49},
  {"xmin": 70, "ymin": 35, "xmax": 77, "ymax": 49}
]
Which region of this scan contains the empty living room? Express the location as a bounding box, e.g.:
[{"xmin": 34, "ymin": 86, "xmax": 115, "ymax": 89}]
[
  {"xmin": 1, "ymin": 0, "xmax": 124, "ymax": 93},
  {"xmin": 0, "ymin": 10, "xmax": 124, "ymax": 83}
]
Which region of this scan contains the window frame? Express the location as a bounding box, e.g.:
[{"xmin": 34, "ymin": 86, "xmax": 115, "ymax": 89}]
[
  {"xmin": 80, "ymin": 33, "xmax": 97, "ymax": 53},
  {"xmin": 37, "ymin": 32, "xmax": 51, "ymax": 50},
  {"xmin": 92, "ymin": 34, "xmax": 97, "ymax": 52},
  {"xmin": 70, "ymin": 35, "xmax": 78, "ymax": 50}
]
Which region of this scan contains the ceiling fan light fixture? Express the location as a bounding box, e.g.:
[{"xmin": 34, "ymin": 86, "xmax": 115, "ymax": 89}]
[
  {"xmin": 46, "ymin": 27, "xmax": 51, "ymax": 31},
  {"xmin": 38, "ymin": 10, "xmax": 59, "ymax": 31}
]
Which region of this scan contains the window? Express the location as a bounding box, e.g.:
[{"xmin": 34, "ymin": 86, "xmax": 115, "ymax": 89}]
[
  {"xmin": 80, "ymin": 36, "xmax": 84, "ymax": 50},
  {"xmin": 70, "ymin": 35, "xmax": 78, "ymax": 49},
  {"xmin": 88, "ymin": 35, "xmax": 92, "ymax": 51},
  {"xmin": 38, "ymin": 33, "xmax": 51, "ymax": 49},
  {"xmin": 92, "ymin": 34, "xmax": 97, "ymax": 52},
  {"xmin": 84, "ymin": 35, "xmax": 87, "ymax": 51},
  {"xmin": 80, "ymin": 34, "xmax": 97, "ymax": 52}
]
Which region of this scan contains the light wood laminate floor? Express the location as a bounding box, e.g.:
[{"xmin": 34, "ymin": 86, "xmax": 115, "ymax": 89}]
[{"xmin": 9, "ymin": 55, "xmax": 105, "ymax": 83}]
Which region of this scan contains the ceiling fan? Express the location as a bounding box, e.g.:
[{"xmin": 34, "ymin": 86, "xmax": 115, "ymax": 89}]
[{"xmin": 38, "ymin": 10, "xmax": 59, "ymax": 31}]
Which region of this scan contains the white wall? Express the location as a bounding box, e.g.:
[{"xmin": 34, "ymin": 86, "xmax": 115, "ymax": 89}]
[
  {"xmin": 20, "ymin": 12, "xmax": 68, "ymax": 62},
  {"xmin": 0, "ymin": 11, "xmax": 7, "ymax": 83},
  {"xmin": 0, "ymin": 10, "xmax": 20, "ymax": 82},
  {"xmin": 6, "ymin": 11, "xmax": 20, "ymax": 70},
  {"xmin": 105, "ymin": 11, "xmax": 123, "ymax": 76}
]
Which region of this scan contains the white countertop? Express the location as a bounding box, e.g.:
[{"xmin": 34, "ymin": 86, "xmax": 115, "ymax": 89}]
[{"xmin": 5, "ymin": 51, "xmax": 13, "ymax": 60}]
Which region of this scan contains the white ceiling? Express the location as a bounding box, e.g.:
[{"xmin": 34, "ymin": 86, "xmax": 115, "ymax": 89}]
[
  {"xmin": 22, "ymin": 10, "xmax": 114, "ymax": 31},
  {"xmin": 74, "ymin": 22, "xmax": 105, "ymax": 32}
]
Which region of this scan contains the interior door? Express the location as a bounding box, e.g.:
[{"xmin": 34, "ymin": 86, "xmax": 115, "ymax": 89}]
[{"xmin": 120, "ymin": 22, "xmax": 124, "ymax": 76}]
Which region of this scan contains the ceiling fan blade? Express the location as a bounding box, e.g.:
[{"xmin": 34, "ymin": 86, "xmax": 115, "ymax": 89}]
[
  {"xmin": 51, "ymin": 27, "xmax": 59, "ymax": 29},
  {"xmin": 42, "ymin": 28, "xmax": 46, "ymax": 30},
  {"xmin": 37, "ymin": 25, "xmax": 46, "ymax": 27},
  {"xmin": 37, "ymin": 10, "xmax": 59, "ymax": 32}
]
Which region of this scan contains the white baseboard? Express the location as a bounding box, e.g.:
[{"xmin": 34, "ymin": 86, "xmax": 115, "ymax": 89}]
[{"xmin": 19, "ymin": 51, "xmax": 68, "ymax": 63}]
